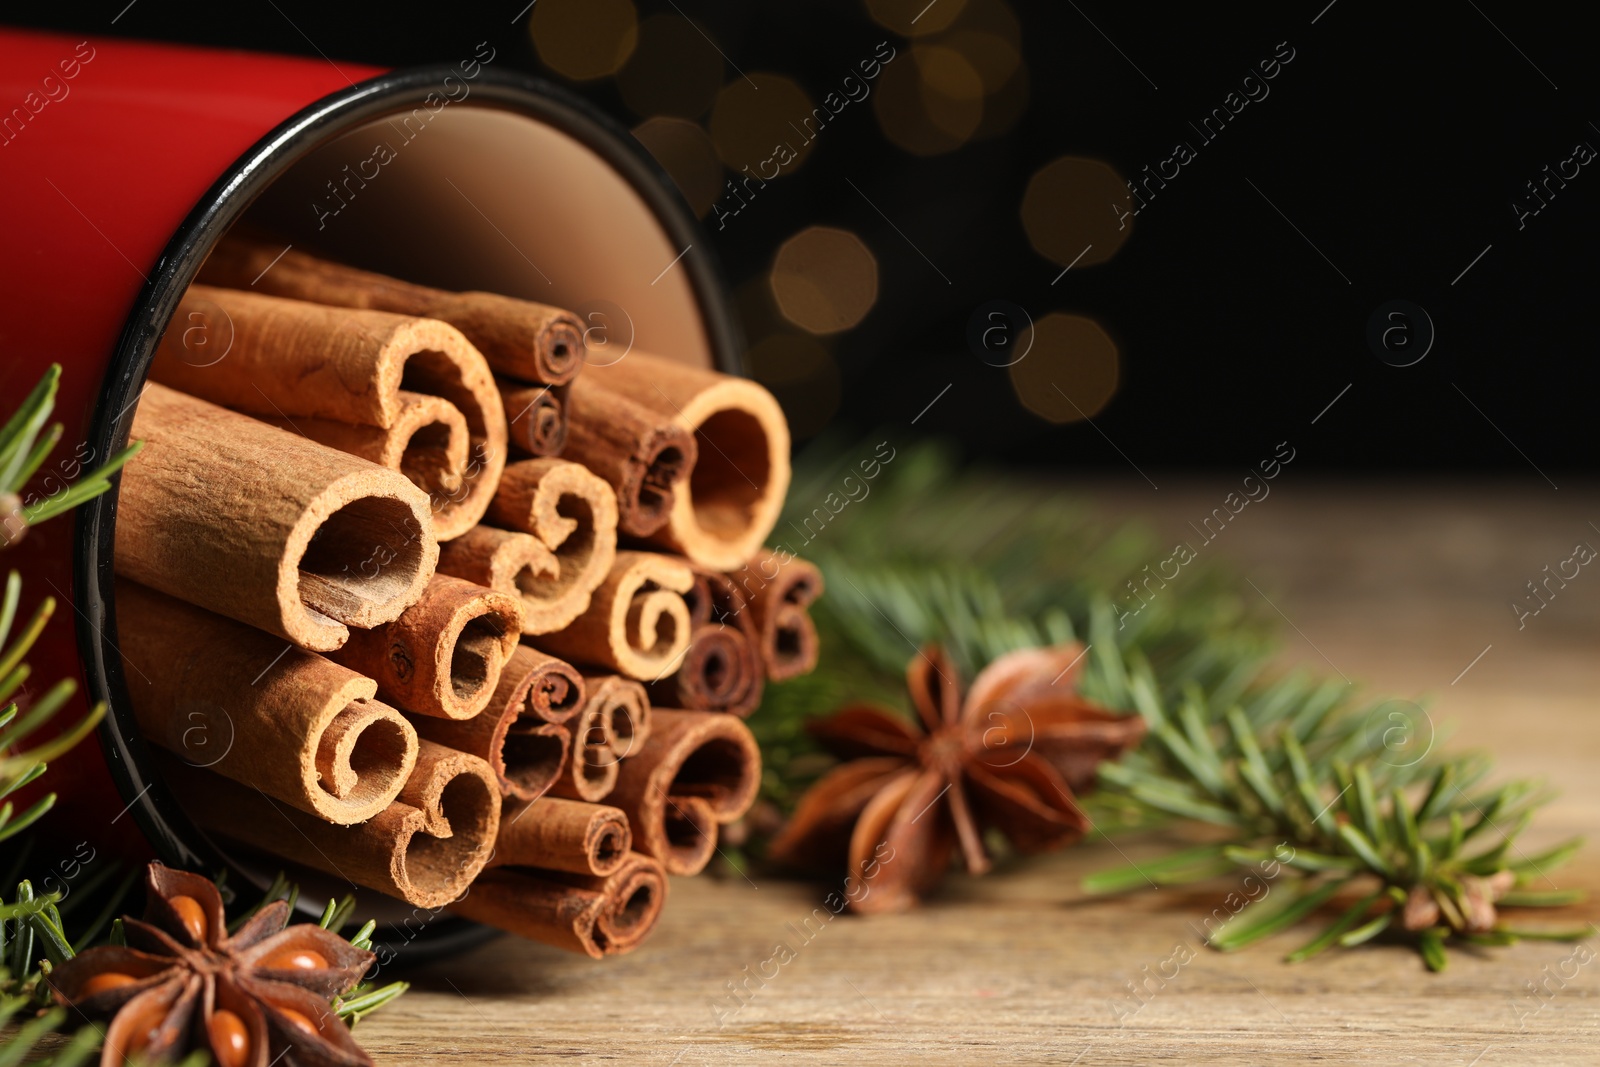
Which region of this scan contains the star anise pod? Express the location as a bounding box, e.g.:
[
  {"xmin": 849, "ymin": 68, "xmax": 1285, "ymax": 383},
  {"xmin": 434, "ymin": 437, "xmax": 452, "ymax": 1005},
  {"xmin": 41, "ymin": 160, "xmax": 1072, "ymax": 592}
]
[
  {"xmin": 49, "ymin": 862, "xmax": 376, "ymax": 1067},
  {"xmin": 769, "ymin": 641, "xmax": 1147, "ymax": 913}
]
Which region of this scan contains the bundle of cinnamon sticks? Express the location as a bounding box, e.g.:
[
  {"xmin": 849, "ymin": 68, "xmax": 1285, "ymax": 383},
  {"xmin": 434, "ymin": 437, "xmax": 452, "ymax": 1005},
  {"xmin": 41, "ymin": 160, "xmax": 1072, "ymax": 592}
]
[{"xmin": 111, "ymin": 236, "xmax": 823, "ymax": 958}]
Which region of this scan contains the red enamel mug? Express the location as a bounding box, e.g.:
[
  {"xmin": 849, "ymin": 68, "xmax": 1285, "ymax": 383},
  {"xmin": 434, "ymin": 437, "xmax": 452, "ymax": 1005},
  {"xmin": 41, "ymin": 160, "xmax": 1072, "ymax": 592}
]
[{"xmin": 0, "ymin": 27, "xmax": 739, "ymax": 961}]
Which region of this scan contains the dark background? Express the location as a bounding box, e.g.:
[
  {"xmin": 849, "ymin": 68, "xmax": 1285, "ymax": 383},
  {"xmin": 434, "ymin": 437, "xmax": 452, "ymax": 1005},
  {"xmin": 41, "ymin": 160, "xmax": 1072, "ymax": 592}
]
[{"xmin": 14, "ymin": 0, "xmax": 1596, "ymax": 477}]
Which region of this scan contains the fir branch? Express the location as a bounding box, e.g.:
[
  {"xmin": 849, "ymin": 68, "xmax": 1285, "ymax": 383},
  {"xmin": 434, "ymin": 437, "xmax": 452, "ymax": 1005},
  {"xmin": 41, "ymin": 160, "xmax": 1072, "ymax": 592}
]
[
  {"xmin": 1084, "ymin": 658, "xmax": 1588, "ymax": 969},
  {"xmin": 752, "ymin": 437, "xmax": 1275, "ymax": 815}
]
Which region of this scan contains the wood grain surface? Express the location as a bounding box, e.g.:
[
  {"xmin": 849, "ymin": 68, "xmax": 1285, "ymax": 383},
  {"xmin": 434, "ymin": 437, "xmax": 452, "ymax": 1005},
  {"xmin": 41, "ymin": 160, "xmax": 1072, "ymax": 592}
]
[{"xmin": 285, "ymin": 483, "xmax": 1600, "ymax": 1064}]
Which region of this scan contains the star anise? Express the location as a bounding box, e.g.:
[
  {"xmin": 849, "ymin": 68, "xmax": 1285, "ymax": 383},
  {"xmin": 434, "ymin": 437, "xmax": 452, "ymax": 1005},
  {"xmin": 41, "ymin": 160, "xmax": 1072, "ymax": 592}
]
[
  {"xmin": 49, "ymin": 862, "xmax": 376, "ymax": 1067},
  {"xmin": 768, "ymin": 641, "xmax": 1147, "ymax": 913}
]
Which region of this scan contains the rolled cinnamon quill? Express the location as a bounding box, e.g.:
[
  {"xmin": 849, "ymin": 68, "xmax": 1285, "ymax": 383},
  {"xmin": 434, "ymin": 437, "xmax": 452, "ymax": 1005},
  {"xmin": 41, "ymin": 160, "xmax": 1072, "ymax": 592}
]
[
  {"xmin": 584, "ymin": 351, "xmax": 790, "ymax": 570},
  {"xmin": 451, "ymin": 852, "xmax": 667, "ymax": 958},
  {"xmin": 547, "ymin": 686, "xmax": 620, "ymax": 803},
  {"xmin": 199, "ymin": 237, "xmax": 584, "ymax": 386},
  {"xmin": 741, "ymin": 550, "xmax": 824, "ymax": 681},
  {"xmin": 150, "ymin": 284, "xmax": 507, "ymax": 539},
  {"xmin": 435, "ymin": 525, "xmax": 562, "ymax": 626},
  {"xmin": 499, "ymin": 378, "xmax": 571, "ymax": 457},
  {"xmin": 582, "ymin": 672, "xmax": 652, "ymax": 759},
  {"xmin": 163, "ymin": 739, "xmax": 500, "ymax": 908},
  {"xmin": 532, "ymin": 552, "xmax": 694, "ymax": 681},
  {"xmin": 115, "ymin": 383, "xmax": 438, "ymax": 652},
  {"xmin": 488, "ymin": 459, "xmax": 620, "ymax": 634},
  {"xmin": 117, "ymin": 581, "xmax": 418, "ymax": 825},
  {"xmin": 608, "ymin": 709, "xmax": 761, "ymax": 875},
  {"xmin": 563, "ymin": 376, "xmax": 696, "ymax": 538},
  {"xmin": 647, "ymin": 568, "xmax": 762, "ymax": 716},
  {"xmin": 411, "ymin": 645, "xmax": 583, "ymax": 800},
  {"xmin": 260, "ymin": 391, "xmax": 470, "ymax": 511},
  {"xmin": 493, "ymin": 797, "xmax": 631, "ymax": 876},
  {"xmin": 329, "ymin": 574, "xmax": 522, "ymax": 720}
]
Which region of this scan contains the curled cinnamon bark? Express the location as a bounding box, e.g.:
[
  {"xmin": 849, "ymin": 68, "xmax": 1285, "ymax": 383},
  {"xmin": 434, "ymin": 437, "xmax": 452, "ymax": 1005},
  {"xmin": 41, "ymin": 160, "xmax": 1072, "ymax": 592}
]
[
  {"xmin": 259, "ymin": 391, "xmax": 470, "ymax": 515},
  {"xmin": 435, "ymin": 525, "xmax": 563, "ymax": 626},
  {"xmin": 163, "ymin": 740, "xmax": 499, "ymax": 908},
  {"xmin": 410, "ymin": 645, "xmax": 583, "ymax": 800},
  {"xmin": 741, "ymin": 550, "xmax": 824, "ymax": 681},
  {"xmin": 488, "ymin": 459, "xmax": 620, "ymax": 634},
  {"xmin": 533, "ymin": 552, "xmax": 694, "ymax": 681},
  {"xmin": 584, "ymin": 352, "xmax": 789, "ymax": 569},
  {"xmin": 498, "ymin": 378, "xmax": 571, "ymax": 458},
  {"xmin": 328, "ymin": 575, "xmax": 522, "ymax": 721},
  {"xmin": 115, "ymin": 384, "xmax": 438, "ymax": 652},
  {"xmin": 116, "ymin": 581, "xmax": 418, "ymax": 825},
  {"xmin": 647, "ymin": 568, "xmax": 762, "ymax": 716},
  {"xmin": 582, "ymin": 673, "xmax": 652, "ymax": 759},
  {"xmin": 150, "ymin": 284, "xmax": 507, "ymax": 539},
  {"xmin": 199, "ymin": 237, "xmax": 584, "ymax": 386},
  {"xmin": 493, "ymin": 798, "xmax": 631, "ymax": 876},
  {"xmin": 563, "ymin": 376, "xmax": 696, "ymax": 538},
  {"xmin": 450, "ymin": 852, "xmax": 666, "ymax": 958},
  {"xmin": 608, "ymin": 709, "xmax": 761, "ymax": 875},
  {"xmin": 547, "ymin": 687, "xmax": 620, "ymax": 803}
]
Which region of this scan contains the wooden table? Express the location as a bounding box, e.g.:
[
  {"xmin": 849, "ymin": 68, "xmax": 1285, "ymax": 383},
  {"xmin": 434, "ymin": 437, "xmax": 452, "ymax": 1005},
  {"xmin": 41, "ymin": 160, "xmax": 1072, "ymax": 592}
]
[{"xmin": 362, "ymin": 482, "xmax": 1600, "ymax": 1065}]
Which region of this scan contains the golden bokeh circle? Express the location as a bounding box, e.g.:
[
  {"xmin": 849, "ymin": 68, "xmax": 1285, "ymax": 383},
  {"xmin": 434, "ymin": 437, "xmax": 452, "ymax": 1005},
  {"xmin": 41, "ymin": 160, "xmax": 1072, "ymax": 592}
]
[
  {"xmin": 865, "ymin": 0, "xmax": 968, "ymax": 37},
  {"xmin": 769, "ymin": 227, "xmax": 880, "ymax": 335},
  {"xmin": 529, "ymin": 0, "xmax": 639, "ymax": 81},
  {"xmin": 942, "ymin": 29, "xmax": 1018, "ymax": 93},
  {"xmin": 744, "ymin": 333, "xmax": 841, "ymax": 440},
  {"xmin": 1020, "ymin": 156, "xmax": 1133, "ymax": 268},
  {"xmin": 1007, "ymin": 313, "xmax": 1120, "ymax": 424},
  {"xmin": 708, "ymin": 73, "xmax": 817, "ymax": 176},
  {"xmin": 873, "ymin": 44, "xmax": 985, "ymax": 156},
  {"xmin": 952, "ymin": 0, "xmax": 1020, "ymax": 45},
  {"xmin": 617, "ymin": 14, "xmax": 724, "ymax": 118},
  {"xmin": 632, "ymin": 117, "xmax": 723, "ymax": 219}
]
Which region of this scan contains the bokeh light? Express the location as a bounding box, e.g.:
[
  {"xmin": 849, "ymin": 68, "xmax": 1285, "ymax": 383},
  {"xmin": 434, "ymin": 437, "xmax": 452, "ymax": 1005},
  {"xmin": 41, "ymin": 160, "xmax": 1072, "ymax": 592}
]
[
  {"xmin": 744, "ymin": 333, "xmax": 841, "ymax": 440},
  {"xmin": 1007, "ymin": 313, "xmax": 1121, "ymax": 424},
  {"xmin": 865, "ymin": 0, "xmax": 968, "ymax": 37},
  {"xmin": 529, "ymin": 0, "xmax": 639, "ymax": 81},
  {"xmin": 632, "ymin": 117, "xmax": 723, "ymax": 218},
  {"xmin": 709, "ymin": 73, "xmax": 817, "ymax": 176},
  {"xmin": 873, "ymin": 44, "xmax": 985, "ymax": 156},
  {"xmin": 1020, "ymin": 156, "xmax": 1133, "ymax": 268},
  {"xmin": 942, "ymin": 29, "xmax": 1018, "ymax": 93},
  {"xmin": 617, "ymin": 14, "xmax": 724, "ymax": 118},
  {"xmin": 951, "ymin": 0, "xmax": 1019, "ymax": 44},
  {"xmin": 769, "ymin": 227, "xmax": 880, "ymax": 335}
]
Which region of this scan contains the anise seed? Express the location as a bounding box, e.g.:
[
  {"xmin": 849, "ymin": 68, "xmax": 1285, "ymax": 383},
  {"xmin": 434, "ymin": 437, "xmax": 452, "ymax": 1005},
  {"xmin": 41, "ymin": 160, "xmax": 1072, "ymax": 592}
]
[
  {"xmin": 208, "ymin": 1009, "xmax": 251, "ymax": 1067},
  {"xmin": 169, "ymin": 894, "xmax": 207, "ymax": 942}
]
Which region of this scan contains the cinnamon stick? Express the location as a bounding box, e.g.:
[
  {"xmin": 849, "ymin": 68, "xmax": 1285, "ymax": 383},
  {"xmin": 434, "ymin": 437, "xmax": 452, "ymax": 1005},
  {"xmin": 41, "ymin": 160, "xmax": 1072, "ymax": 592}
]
[
  {"xmin": 117, "ymin": 581, "xmax": 418, "ymax": 825},
  {"xmin": 150, "ymin": 284, "xmax": 507, "ymax": 539},
  {"xmin": 582, "ymin": 672, "xmax": 652, "ymax": 759},
  {"xmin": 646, "ymin": 568, "xmax": 762, "ymax": 716},
  {"xmin": 435, "ymin": 526, "xmax": 563, "ymax": 627},
  {"xmin": 563, "ymin": 376, "xmax": 696, "ymax": 538},
  {"xmin": 488, "ymin": 459, "xmax": 620, "ymax": 634},
  {"xmin": 741, "ymin": 550, "xmax": 824, "ymax": 681},
  {"xmin": 450, "ymin": 852, "xmax": 667, "ymax": 958},
  {"xmin": 115, "ymin": 383, "xmax": 438, "ymax": 652},
  {"xmin": 493, "ymin": 798, "xmax": 631, "ymax": 876},
  {"xmin": 328, "ymin": 574, "xmax": 521, "ymax": 721},
  {"xmin": 162, "ymin": 739, "xmax": 499, "ymax": 908},
  {"xmin": 409, "ymin": 645, "xmax": 583, "ymax": 800},
  {"xmin": 499, "ymin": 378, "xmax": 571, "ymax": 457},
  {"xmin": 198, "ymin": 236, "xmax": 584, "ymax": 386},
  {"xmin": 533, "ymin": 552, "xmax": 694, "ymax": 681},
  {"xmin": 547, "ymin": 687, "xmax": 620, "ymax": 803},
  {"xmin": 608, "ymin": 709, "xmax": 761, "ymax": 875},
  {"xmin": 260, "ymin": 391, "xmax": 470, "ymax": 512},
  {"xmin": 583, "ymin": 351, "xmax": 790, "ymax": 569}
]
